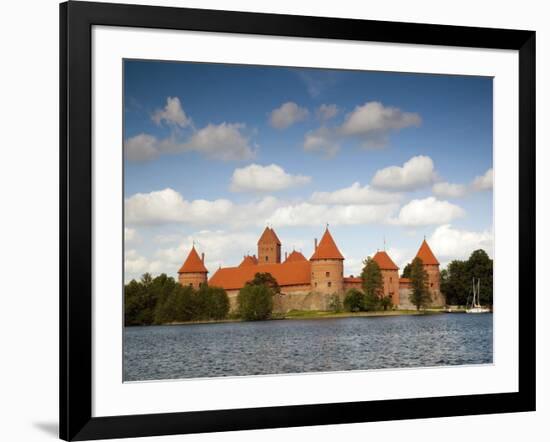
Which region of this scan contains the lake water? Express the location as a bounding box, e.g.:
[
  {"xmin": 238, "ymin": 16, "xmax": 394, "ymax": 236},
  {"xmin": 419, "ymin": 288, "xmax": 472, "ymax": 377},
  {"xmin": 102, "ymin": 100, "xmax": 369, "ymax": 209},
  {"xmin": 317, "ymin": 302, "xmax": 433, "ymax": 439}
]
[{"xmin": 124, "ymin": 313, "xmax": 492, "ymax": 381}]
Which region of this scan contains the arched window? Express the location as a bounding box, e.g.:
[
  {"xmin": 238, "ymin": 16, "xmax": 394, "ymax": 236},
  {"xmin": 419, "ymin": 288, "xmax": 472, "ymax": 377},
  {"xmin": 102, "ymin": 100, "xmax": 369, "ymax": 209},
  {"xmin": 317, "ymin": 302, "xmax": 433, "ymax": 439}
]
[{"xmin": 328, "ymin": 281, "xmax": 332, "ymax": 288}]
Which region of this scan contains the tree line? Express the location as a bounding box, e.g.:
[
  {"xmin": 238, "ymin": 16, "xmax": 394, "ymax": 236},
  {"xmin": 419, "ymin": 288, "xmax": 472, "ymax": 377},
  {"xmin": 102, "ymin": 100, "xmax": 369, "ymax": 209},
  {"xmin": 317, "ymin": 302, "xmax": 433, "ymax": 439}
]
[
  {"xmin": 124, "ymin": 272, "xmax": 279, "ymax": 325},
  {"xmin": 124, "ymin": 273, "xmax": 229, "ymax": 326},
  {"xmin": 440, "ymin": 249, "xmax": 493, "ymax": 306}
]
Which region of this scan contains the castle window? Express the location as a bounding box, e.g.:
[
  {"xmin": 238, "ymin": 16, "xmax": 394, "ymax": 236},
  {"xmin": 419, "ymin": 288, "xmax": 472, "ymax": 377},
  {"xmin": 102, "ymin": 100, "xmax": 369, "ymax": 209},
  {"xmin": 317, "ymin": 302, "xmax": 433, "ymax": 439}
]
[
  {"xmin": 328, "ymin": 281, "xmax": 332, "ymax": 288},
  {"xmin": 390, "ymin": 277, "xmax": 392, "ymax": 283},
  {"xmin": 314, "ymin": 282, "xmax": 317, "ymax": 287},
  {"xmin": 189, "ymin": 283, "xmax": 193, "ymax": 287},
  {"xmin": 265, "ymin": 256, "xmax": 268, "ymax": 261},
  {"xmin": 431, "ymin": 283, "xmax": 434, "ymax": 287},
  {"xmin": 326, "ymin": 271, "xmax": 330, "ymax": 277}
]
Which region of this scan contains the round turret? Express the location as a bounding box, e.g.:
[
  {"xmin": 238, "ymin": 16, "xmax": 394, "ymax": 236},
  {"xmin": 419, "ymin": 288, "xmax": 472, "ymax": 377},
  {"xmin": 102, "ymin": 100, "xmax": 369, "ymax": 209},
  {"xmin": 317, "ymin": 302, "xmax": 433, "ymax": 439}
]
[{"xmin": 310, "ymin": 228, "xmax": 344, "ymax": 295}]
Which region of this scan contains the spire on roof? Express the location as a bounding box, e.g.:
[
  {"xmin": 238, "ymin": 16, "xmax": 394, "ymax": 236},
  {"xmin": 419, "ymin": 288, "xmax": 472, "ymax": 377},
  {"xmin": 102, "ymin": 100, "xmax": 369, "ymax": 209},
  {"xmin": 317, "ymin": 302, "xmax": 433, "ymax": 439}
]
[
  {"xmin": 310, "ymin": 227, "xmax": 344, "ymax": 260},
  {"xmin": 415, "ymin": 239, "xmax": 439, "ymax": 265},
  {"xmin": 178, "ymin": 246, "xmax": 208, "ymax": 274}
]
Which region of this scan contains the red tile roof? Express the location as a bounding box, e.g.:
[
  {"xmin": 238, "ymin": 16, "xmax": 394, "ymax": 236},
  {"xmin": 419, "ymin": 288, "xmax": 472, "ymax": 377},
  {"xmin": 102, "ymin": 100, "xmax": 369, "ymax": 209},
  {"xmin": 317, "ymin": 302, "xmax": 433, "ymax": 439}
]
[
  {"xmin": 399, "ymin": 277, "xmax": 412, "ymax": 285},
  {"xmin": 209, "ymin": 260, "xmax": 311, "ymax": 291},
  {"xmin": 285, "ymin": 250, "xmax": 307, "ymax": 263},
  {"xmin": 238, "ymin": 255, "xmax": 258, "ymax": 267},
  {"xmin": 415, "ymin": 239, "xmax": 439, "ymax": 265},
  {"xmin": 257, "ymin": 227, "xmax": 281, "ymax": 245},
  {"xmin": 310, "ymin": 228, "xmax": 344, "ymax": 260},
  {"xmin": 344, "ymin": 276, "xmax": 362, "ymax": 283},
  {"xmin": 178, "ymin": 247, "xmax": 208, "ymax": 273},
  {"xmin": 373, "ymin": 250, "xmax": 399, "ymax": 270}
]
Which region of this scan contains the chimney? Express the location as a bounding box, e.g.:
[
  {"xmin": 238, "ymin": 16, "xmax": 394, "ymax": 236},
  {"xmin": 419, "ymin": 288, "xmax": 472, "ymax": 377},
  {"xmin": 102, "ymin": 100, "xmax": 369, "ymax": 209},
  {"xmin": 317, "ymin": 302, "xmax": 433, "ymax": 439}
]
[
  {"xmin": 201, "ymin": 252, "xmax": 205, "ymax": 263},
  {"xmin": 285, "ymin": 251, "xmax": 288, "ymax": 260},
  {"xmin": 314, "ymin": 238, "xmax": 318, "ymax": 250}
]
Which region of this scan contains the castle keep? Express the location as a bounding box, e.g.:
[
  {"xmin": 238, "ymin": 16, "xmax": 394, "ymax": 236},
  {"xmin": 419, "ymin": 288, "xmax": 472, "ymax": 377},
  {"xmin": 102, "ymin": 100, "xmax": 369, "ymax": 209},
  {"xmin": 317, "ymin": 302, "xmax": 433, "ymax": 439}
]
[{"xmin": 177, "ymin": 226, "xmax": 444, "ymax": 312}]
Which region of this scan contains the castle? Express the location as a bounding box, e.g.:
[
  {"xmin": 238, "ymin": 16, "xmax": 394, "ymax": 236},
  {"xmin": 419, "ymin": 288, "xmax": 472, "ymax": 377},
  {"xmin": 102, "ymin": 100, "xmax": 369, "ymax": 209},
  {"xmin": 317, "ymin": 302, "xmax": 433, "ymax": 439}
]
[{"xmin": 177, "ymin": 226, "xmax": 445, "ymax": 312}]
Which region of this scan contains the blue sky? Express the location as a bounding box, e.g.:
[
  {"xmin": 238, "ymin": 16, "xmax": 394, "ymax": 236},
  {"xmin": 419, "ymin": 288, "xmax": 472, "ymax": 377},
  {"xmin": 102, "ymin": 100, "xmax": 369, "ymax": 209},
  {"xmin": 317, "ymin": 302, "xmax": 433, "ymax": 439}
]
[{"xmin": 123, "ymin": 60, "xmax": 494, "ymax": 282}]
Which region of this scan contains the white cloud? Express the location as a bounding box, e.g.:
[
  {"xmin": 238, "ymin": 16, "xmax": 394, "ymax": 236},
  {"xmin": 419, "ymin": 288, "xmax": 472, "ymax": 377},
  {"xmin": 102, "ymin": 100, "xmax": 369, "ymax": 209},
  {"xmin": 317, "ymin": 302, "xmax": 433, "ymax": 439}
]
[
  {"xmin": 372, "ymin": 155, "xmax": 436, "ymax": 191},
  {"xmin": 125, "ymin": 188, "xmax": 234, "ymax": 225},
  {"xmin": 267, "ymin": 202, "xmax": 397, "ymax": 227},
  {"xmin": 124, "ymin": 133, "xmax": 159, "ymax": 162},
  {"xmin": 429, "ymin": 224, "xmax": 493, "ymax": 265},
  {"xmin": 183, "ymin": 123, "xmax": 256, "ymax": 160},
  {"xmin": 311, "ymin": 182, "xmax": 402, "ymax": 205},
  {"xmin": 316, "ymin": 104, "xmax": 340, "ymax": 121},
  {"xmin": 124, "ymin": 122, "xmax": 255, "ymax": 162},
  {"xmin": 124, "ymin": 227, "xmax": 139, "ymax": 243},
  {"xmin": 340, "ymin": 101, "xmax": 421, "ymax": 148},
  {"xmin": 303, "ymin": 126, "xmax": 339, "ymax": 157},
  {"xmin": 472, "ymin": 168, "xmax": 493, "ymax": 191},
  {"xmin": 432, "ymin": 181, "xmax": 468, "ymax": 198},
  {"xmin": 269, "ymin": 102, "xmax": 309, "ymax": 129},
  {"xmin": 151, "ymin": 97, "xmax": 191, "ymax": 128},
  {"xmin": 393, "ymin": 196, "xmax": 465, "ymax": 227},
  {"xmin": 230, "ymin": 164, "xmax": 311, "ymax": 193}
]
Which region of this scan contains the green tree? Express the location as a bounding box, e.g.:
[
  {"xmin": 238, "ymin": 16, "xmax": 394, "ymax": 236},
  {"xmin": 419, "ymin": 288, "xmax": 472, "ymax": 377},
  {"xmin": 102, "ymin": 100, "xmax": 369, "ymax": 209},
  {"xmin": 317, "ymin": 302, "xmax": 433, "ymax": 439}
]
[
  {"xmin": 380, "ymin": 296, "xmax": 393, "ymax": 311},
  {"xmin": 197, "ymin": 285, "xmax": 230, "ymax": 320},
  {"xmin": 409, "ymin": 258, "xmax": 431, "ymax": 310},
  {"xmin": 237, "ymin": 284, "xmax": 274, "ymax": 321},
  {"xmin": 401, "ymin": 263, "xmax": 412, "ymax": 279},
  {"xmin": 466, "ymin": 249, "xmax": 493, "ymax": 306},
  {"xmin": 246, "ymin": 272, "xmax": 281, "ymax": 294},
  {"xmin": 439, "ymin": 250, "xmax": 493, "ymax": 306},
  {"xmin": 124, "ymin": 273, "xmax": 176, "ymax": 325},
  {"xmin": 343, "ymin": 289, "xmax": 364, "ymax": 312},
  {"xmin": 361, "ymin": 257, "xmax": 383, "ymax": 311}
]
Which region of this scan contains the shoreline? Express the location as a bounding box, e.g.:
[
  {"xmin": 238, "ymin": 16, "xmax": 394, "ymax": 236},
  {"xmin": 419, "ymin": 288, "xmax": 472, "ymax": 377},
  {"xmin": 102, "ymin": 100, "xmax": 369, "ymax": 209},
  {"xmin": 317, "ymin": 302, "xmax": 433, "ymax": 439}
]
[{"xmin": 127, "ymin": 309, "xmax": 453, "ymax": 327}]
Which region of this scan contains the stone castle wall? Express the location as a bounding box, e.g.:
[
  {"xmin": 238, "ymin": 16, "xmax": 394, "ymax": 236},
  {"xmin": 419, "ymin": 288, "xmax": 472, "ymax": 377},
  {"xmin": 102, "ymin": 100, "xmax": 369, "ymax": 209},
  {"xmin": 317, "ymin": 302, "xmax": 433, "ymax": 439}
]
[
  {"xmin": 226, "ymin": 284, "xmax": 339, "ymax": 314},
  {"xmin": 178, "ymin": 272, "xmax": 207, "ymax": 289}
]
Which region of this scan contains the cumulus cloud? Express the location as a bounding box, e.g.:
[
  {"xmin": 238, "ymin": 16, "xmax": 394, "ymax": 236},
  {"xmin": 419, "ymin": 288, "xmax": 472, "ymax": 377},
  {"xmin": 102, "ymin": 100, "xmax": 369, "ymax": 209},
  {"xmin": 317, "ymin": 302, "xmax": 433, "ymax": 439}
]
[
  {"xmin": 230, "ymin": 164, "xmax": 311, "ymax": 193},
  {"xmin": 183, "ymin": 123, "xmax": 256, "ymax": 161},
  {"xmin": 428, "ymin": 224, "xmax": 493, "ymax": 264},
  {"xmin": 303, "ymin": 101, "xmax": 421, "ymax": 155},
  {"xmin": 303, "ymin": 127, "xmax": 340, "ymax": 157},
  {"xmin": 311, "ymin": 182, "xmax": 402, "ymax": 205},
  {"xmin": 124, "ymin": 123, "xmax": 255, "ymax": 162},
  {"xmin": 124, "ymin": 227, "xmax": 139, "ymax": 243},
  {"xmin": 125, "ymin": 188, "xmax": 234, "ymax": 225},
  {"xmin": 472, "ymin": 168, "xmax": 493, "ymax": 191},
  {"xmin": 372, "ymin": 155, "xmax": 436, "ymax": 191},
  {"xmin": 267, "ymin": 202, "xmax": 397, "ymax": 227},
  {"xmin": 392, "ymin": 196, "xmax": 465, "ymax": 226},
  {"xmin": 316, "ymin": 104, "xmax": 340, "ymax": 121},
  {"xmin": 124, "ymin": 133, "xmax": 159, "ymax": 162},
  {"xmin": 151, "ymin": 96, "xmax": 191, "ymax": 128},
  {"xmin": 269, "ymin": 102, "xmax": 309, "ymax": 129},
  {"xmin": 340, "ymin": 101, "xmax": 421, "ymax": 148},
  {"xmin": 432, "ymin": 181, "xmax": 468, "ymax": 198}
]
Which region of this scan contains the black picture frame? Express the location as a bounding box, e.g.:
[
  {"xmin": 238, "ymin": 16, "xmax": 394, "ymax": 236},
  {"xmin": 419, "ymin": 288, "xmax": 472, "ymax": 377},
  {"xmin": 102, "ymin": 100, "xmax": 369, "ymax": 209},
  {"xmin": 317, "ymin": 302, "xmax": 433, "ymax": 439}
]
[{"xmin": 59, "ymin": 1, "xmax": 536, "ymax": 440}]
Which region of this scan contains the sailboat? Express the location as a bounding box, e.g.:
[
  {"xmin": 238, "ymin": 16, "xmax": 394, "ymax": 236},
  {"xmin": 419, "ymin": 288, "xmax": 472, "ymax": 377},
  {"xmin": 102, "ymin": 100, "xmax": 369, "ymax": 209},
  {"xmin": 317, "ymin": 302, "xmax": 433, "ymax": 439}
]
[{"xmin": 466, "ymin": 278, "xmax": 491, "ymax": 313}]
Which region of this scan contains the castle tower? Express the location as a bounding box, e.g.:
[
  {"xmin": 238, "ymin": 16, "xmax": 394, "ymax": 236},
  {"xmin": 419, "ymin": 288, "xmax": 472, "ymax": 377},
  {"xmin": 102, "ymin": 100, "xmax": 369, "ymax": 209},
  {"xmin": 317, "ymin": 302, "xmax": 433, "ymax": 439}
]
[
  {"xmin": 177, "ymin": 246, "xmax": 208, "ymax": 289},
  {"xmin": 373, "ymin": 250, "xmax": 400, "ymax": 306},
  {"xmin": 310, "ymin": 228, "xmax": 344, "ymax": 296},
  {"xmin": 415, "ymin": 239, "xmax": 445, "ymax": 306},
  {"xmin": 257, "ymin": 227, "xmax": 281, "ymax": 265}
]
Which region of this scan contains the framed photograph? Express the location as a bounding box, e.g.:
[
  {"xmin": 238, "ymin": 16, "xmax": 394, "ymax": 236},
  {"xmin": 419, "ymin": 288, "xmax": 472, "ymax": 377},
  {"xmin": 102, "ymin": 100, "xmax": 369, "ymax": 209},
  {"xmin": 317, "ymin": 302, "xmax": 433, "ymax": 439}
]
[{"xmin": 60, "ymin": 1, "xmax": 536, "ymax": 440}]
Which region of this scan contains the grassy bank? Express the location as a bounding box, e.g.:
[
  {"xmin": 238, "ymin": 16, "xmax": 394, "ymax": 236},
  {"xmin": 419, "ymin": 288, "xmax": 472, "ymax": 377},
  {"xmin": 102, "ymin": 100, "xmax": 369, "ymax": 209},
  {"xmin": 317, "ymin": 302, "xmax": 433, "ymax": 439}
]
[{"xmin": 152, "ymin": 309, "xmax": 440, "ymax": 326}]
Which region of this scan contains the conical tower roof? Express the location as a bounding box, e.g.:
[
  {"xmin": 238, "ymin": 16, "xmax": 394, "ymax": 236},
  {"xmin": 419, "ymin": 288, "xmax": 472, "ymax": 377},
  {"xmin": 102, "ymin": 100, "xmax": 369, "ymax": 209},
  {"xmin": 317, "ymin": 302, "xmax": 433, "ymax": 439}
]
[
  {"xmin": 415, "ymin": 239, "xmax": 439, "ymax": 265},
  {"xmin": 373, "ymin": 250, "xmax": 399, "ymax": 270},
  {"xmin": 178, "ymin": 246, "xmax": 208, "ymax": 273},
  {"xmin": 310, "ymin": 228, "xmax": 344, "ymax": 260},
  {"xmin": 257, "ymin": 227, "xmax": 281, "ymax": 245}
]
